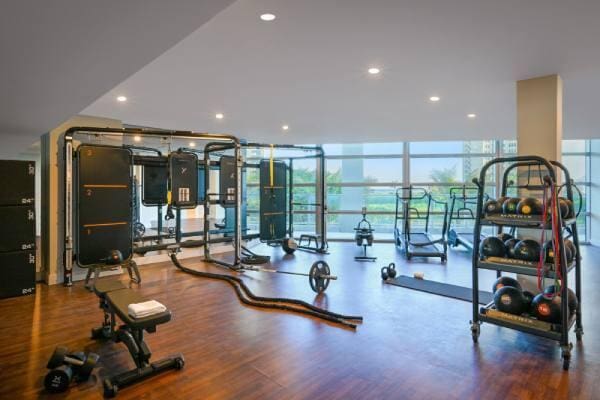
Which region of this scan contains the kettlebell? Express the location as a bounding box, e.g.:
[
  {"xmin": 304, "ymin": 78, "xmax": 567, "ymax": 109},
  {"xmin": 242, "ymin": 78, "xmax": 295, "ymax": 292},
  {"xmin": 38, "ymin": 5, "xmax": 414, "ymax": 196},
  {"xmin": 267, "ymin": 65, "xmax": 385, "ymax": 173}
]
[{"xmin": 381, "ymin": 263, "xmax": 397, "ymax": 280}]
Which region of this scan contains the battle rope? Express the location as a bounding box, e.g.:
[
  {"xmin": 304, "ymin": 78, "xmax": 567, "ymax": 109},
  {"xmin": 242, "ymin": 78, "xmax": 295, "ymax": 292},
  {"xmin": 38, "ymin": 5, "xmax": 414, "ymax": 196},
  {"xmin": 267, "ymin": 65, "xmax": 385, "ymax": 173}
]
[{"xmin": 170, "ymin": 253, "xmax": 363, "ymax": 329}]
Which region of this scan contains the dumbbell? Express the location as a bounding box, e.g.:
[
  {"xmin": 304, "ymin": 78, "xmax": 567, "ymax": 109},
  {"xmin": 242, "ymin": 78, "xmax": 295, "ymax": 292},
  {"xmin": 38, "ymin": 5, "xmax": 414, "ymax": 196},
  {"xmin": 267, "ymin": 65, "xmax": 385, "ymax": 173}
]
[
  {"xmin": 44, "ymin": 346, "xmax": 99, "ymax": 393},
  {"xmin": 380, "ymin": 263, "xmax": 397, "ymax": 280}
]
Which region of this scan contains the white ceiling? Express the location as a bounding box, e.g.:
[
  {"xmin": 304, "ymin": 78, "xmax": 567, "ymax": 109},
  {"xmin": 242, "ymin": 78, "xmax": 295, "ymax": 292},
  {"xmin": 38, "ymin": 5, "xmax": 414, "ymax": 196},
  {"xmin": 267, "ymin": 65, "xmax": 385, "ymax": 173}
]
[
  {"xmin": 0, "ymin": 0, "xmax": 235, "ymax": 156},
  {"xmin": 83, "ymin": 0, "xmax": 600, "ymax": 144}
]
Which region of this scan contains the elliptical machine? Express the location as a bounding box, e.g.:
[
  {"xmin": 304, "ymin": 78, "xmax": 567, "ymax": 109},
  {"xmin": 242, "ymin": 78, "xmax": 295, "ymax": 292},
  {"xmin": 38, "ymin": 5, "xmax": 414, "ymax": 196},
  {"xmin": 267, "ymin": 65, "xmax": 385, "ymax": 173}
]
[{"xmin": 354, "ymin": 207, "xmax": 377, "ymax": 262}]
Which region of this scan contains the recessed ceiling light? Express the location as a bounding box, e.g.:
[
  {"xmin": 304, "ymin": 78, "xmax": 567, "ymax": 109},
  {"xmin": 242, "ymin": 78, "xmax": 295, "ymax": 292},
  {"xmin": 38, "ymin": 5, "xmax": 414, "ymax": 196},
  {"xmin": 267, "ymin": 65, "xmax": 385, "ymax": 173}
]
[
  {"xmin": 133, "ymin": 135, "xmax": 141, "ymax": 142},
  {"xmin": 282, "ymin": 125, "xmax": 289, "ymax": 131},
  {"xmin": 429, "ymin": 96, "xmax": 440, "ymax": 102},
  {"xmin": 260, "ymin": 13, "xmax": 276, "ymax": 21},
  {"xmin": 467, "ymin": 113, "xmax": 477, "ymax": 119},
  {"xmin": 189, "ymin": 142, "xmax": 196, "ymax": 147},
  {"xmin": 117, "ymin": 95, "xmax": 127, "ymax": 102},
  {"xmin": 368, "ymin": 67, "xmax": 380, "ymax": 75},
  {"xmin": 215, "ymin": 113, "xmax": 224, "ymax": 120}
]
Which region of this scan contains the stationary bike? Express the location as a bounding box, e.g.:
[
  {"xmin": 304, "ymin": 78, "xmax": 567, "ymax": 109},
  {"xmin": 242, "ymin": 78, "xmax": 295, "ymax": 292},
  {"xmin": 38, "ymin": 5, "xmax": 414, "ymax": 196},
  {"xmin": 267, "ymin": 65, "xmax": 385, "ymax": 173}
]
[{"xmin": 354, "ymin": 207, "xmax": 377, "ymax": 262}]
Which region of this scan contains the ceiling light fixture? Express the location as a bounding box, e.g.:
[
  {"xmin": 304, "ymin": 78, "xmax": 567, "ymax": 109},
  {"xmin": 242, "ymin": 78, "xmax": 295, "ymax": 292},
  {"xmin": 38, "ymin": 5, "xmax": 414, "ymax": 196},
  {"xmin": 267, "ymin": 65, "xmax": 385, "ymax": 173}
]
[
  {"xmin": 467, "ymin": 113, "xmax": 477, "ymax": 119},
  {"xmin": 133, "ymin": 135, "xmax": 141, "ymax": 142},
  {"xmin": 189, "ymin": 142, "xmax": 196, "ymax": 147},
  {"xmin": 117, "ymin": 95, "xmax": 127, "ymax": 102},
  {"xmin": 368, "ymin": 67, "xmax": 380, "ymax": 75},
  {"xmin": 282, "ymin": 125, "xmax": 289, "ymax": 131},
  {"xmin": 260, "ymin": 13, "xmax": 276, "ymax": 21},
  {"xmin": 429, "ymin": 96, "xmax": 440, "ymax": 102},
  {"xmin": 215, "ymin": 113, "xmax": 224, "ymax": 119}
]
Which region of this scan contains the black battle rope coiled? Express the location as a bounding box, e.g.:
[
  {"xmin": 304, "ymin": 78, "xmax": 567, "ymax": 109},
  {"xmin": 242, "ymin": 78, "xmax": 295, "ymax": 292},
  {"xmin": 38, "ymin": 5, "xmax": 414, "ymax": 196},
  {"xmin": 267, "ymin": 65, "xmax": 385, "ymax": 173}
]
[
  {"xmin": 170, "ymin": 254, "xmax": 363, "ymax": 328},
  {"xmin": 240, "ymin": 246, "xmax": 271, "ymax": 265}
]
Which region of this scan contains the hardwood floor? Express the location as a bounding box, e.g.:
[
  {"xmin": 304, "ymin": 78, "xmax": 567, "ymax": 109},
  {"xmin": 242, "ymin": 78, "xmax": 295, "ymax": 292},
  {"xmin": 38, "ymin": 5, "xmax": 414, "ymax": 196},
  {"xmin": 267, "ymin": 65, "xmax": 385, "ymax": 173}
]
[{"xmin": 0, "ymin": 242, "xmax": 598, "ymax": 400}]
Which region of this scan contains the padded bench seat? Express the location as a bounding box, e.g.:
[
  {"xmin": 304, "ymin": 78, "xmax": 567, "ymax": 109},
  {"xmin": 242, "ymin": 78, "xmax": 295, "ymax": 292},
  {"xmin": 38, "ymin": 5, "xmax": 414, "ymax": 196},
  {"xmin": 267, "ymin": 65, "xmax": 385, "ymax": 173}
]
[
  {"xmin": 106, "ymin": 289, "xmax": 172, "ymax": 330},
  {"xmin": 93, "ymin": 280, "xmax": 128, "ymax": 298}
]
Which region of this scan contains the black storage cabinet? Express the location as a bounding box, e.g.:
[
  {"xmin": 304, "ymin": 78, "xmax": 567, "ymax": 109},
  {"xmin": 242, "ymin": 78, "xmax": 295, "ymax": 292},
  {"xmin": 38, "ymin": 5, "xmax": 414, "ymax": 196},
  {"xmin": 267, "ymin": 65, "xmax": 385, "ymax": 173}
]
[{"xmin": 0, "ymin": 160, "xmax": 36, "ymax": 298}]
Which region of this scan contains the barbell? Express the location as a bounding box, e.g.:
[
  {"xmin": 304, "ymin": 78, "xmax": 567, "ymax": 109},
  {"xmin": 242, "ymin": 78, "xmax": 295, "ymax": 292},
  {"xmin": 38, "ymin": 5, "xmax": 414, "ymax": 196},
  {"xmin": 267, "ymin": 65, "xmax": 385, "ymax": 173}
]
[{"xmin": 244, "ymin": 260, "xmax": 337, "ymax": 293}]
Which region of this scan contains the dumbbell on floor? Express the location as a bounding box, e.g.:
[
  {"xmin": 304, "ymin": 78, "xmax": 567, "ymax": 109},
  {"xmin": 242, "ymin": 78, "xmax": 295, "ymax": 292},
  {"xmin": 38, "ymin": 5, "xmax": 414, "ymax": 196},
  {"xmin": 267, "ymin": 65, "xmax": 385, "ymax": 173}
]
[{"xmin": 44, "ymin": 346, "xmax": 99, "ymax": 393}]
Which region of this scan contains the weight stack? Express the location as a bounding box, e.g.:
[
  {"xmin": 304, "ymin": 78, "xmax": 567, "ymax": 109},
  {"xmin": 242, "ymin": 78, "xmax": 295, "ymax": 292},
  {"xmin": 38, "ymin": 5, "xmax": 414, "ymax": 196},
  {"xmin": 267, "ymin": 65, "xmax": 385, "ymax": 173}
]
[{"xmin": 0, "ymin": 160, "xmax": 36, "ymax": 299}]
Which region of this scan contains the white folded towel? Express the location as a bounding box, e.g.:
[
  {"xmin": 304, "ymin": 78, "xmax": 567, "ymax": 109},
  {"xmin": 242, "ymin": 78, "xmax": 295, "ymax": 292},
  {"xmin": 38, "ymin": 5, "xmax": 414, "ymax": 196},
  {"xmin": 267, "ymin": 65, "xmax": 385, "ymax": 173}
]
[{"xmin": 128, "ymin": 300, "xmax": 167, "ymax": 318}]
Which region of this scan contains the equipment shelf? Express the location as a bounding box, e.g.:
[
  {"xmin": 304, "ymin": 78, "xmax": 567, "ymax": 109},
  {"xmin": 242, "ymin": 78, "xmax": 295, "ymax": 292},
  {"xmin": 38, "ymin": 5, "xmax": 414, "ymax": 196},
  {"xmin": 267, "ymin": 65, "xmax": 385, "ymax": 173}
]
[{"xmin": 470, "ymin": 155, "xmax": 583, "ymax": 371}]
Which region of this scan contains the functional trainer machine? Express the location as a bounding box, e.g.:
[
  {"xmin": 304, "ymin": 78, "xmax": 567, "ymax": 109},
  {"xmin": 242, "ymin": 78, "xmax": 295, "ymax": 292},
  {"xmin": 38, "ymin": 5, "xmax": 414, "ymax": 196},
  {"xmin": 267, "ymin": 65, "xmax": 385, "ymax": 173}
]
[
  {"xmin": 394, "ymin": 186, "xmax": 448, "ymax": 262},
  {"xmin": 354, "ymin": 207, "xmax": 376, "ymax": 262}
]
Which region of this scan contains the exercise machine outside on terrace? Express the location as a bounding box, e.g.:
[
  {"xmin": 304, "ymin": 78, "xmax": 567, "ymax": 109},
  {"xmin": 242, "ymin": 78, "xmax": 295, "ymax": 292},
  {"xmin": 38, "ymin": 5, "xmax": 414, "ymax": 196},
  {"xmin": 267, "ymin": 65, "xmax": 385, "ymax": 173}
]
[
  {"xmin": 354, "ymin": 207, "xmax": 376, "ymax": 262},
  {"xmin": 394, "ymin": 186, "xmax": 448, "ymax": 262}
]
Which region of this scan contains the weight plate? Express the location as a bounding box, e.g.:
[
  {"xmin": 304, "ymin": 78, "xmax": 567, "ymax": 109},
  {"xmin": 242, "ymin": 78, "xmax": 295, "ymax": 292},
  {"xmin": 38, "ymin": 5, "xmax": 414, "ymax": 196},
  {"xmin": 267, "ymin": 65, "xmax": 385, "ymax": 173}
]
[
  {"xmin": 309, "ymin": 261, "xmax": 331, "ymax": 293},
  {"xmin": 47, "ymin": 346, "xmax": 69, "ymax": 369}
]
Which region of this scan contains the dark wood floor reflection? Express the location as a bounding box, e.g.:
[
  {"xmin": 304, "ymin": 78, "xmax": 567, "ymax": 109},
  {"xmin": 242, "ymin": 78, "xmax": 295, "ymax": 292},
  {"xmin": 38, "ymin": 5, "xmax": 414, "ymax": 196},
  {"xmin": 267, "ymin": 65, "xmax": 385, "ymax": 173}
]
[{"xmin": 0, "ymin": 242, "xmax": 598, "ymax": 399}]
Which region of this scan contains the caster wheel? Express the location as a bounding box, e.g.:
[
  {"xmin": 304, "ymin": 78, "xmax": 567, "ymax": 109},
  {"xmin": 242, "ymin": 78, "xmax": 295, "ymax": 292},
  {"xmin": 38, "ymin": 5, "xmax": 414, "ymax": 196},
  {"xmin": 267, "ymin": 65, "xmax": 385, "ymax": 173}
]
[
  {"xmin": 576, "ymin": 329, "xmax": 583, "ymax": 341},
  {"xmin": 175, "ymin": 357, "xmax": 185, "ymax": 370},
  {"xmin": 441, "ymin": 255, "xmax": 447, "ymax": 263},
  {"xmin": 470, "ymin": 322, "xmax": 480, "ymax": 343},
  {"xmin": 103, "ymin": 379, "xmax": 117, "ymax": 398}
]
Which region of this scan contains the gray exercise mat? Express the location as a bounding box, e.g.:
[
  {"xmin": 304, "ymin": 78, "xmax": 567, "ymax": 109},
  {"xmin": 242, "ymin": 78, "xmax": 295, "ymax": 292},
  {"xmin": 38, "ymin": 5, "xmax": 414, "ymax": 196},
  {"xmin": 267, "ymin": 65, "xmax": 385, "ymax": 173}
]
[{"xmin": 386, "ymin": 275, "xmax": 493, "ymax": 305}]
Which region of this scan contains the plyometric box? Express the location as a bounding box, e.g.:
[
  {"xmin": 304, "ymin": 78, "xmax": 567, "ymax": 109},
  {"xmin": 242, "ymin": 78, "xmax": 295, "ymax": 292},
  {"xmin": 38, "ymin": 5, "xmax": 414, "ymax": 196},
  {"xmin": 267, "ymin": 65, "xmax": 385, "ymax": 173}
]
[{"xmin": 77, "ymin": 145, "xmax": 133, "ymax": 266}]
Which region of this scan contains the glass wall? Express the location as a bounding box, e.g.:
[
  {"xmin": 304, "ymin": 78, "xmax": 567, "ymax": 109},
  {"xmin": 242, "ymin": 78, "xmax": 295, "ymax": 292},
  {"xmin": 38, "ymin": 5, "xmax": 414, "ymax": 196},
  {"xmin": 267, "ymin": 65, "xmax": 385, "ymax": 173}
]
[{"xmin": 244, "ymin": 139, "xmax": 591, "ymax": 242}]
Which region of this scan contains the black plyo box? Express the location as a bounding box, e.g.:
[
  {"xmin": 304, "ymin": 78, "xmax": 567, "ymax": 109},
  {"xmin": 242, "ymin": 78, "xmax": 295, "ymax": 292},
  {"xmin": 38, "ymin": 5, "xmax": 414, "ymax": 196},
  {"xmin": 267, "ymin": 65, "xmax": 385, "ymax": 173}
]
[
  {"xmin": 0, "ymin": 250, "xmax": 36, "ymax": 299},
  {"xmin": 0, "ymin": 205, "xmax": 35, "ymax": 252},
  {"xmin": 0, "ymin": 160, "xmax": 35, "ymax": 206}
]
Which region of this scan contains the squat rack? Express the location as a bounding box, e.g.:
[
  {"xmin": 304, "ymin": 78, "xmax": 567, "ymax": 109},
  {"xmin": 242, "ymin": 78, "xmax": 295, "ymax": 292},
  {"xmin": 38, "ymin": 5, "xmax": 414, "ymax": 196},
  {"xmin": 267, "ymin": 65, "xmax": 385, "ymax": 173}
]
[{"xmin": 62, "ymin": 126, "xmax": 242, "ymax": 285}]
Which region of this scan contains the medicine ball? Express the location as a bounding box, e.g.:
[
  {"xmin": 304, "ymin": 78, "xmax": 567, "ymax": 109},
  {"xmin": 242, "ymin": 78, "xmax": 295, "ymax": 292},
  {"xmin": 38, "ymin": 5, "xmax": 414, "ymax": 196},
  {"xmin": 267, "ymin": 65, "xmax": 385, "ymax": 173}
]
[
  {"xmin": 502, "ymin": 197, "xmax": 521, "ymax": 214},
  {"xmin": 492, "ymin": 276, "xmax": 522, "ymax": 293},
  {"xmin": 544, "ymin": 285, "xmax": 578, "ymax": 314},
  {"xmin": 504, "ymin": 238, "xmax": 520, "ymax": 259},
  {"xmin": 547, "ymin": 197, "xmax": 570, "ymax": 219},
  {"xmin": 494, "ymin": 286, "xmax": 526, "ymax": 315},
  {"xmin": 480, "ymin": 236, "xmax": 506, "ymax": 258},
  {"xmin": 106, "ymin": 249, "xmax": 123, "ymax": 265},
  {"xmin": 542, "ymin": 240, "xmax": 573, "ymax": 264},
  {"xmin": 517, "ymin": 197, "xmax": 543, "ymax": 215},
  {"xmin": 522, "ymin": 290, "xmax": 535, "ymax": 313},
  {"xmin": 497, "ymin": 233, "xmax": 513, "ymax": 242},
  {"xmin": 531, "ymin": 293, "xmax": 562, "ymax": 323},
  {"xmin": 483, "ymin": 199, "xmax": 502, "ymax": 215},
  {"xmin": 564, "ymin": 239, "xmax": 577, "ymax": 260},
  {"xmin": 513, "ymin": 239, "xmax": 541, "ymax": 262},
  {"xmin": 561, "ymin": 197, "xmax": 575, "ymax": 218}
]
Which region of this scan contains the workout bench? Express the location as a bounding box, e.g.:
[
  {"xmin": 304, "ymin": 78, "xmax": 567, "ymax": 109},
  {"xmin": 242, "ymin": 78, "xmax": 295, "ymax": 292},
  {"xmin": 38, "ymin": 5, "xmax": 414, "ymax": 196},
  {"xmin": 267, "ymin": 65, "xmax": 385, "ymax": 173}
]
[{"xmin": 92, "ymin": 280, "xmax": 184, "ymax": 397}]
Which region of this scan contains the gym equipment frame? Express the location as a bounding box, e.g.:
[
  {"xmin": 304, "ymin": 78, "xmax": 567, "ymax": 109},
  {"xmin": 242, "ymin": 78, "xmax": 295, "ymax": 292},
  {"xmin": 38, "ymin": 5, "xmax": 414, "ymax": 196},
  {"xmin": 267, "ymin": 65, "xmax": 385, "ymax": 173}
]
[
  {"xmin": 394, "ymin": 186, "xmax": 448, "ymax": 262},
  {"xmin": 447, "ymin": 185, "xmax": 485, "ymax": 252},
  {"xmin": 470, "ymin": 155, "xmax": 583, "ymax": 370},
  {"xmin": 62, "ymin": 127, "xmax": 242, "ymax": 285}
]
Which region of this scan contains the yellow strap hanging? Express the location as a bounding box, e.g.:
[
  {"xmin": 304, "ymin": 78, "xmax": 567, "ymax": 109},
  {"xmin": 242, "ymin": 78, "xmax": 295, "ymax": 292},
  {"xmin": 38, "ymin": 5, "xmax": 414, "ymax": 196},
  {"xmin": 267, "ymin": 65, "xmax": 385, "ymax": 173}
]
[{"xmin": 269, "ymin": 144, "xmax": 275, "ymax": 188}]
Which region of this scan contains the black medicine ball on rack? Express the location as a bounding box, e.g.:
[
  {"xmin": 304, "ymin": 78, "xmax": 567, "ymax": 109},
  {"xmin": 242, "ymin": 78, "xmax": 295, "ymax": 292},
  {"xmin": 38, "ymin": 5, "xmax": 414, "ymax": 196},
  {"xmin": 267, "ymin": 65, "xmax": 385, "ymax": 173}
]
[
  {"xmin": 497, "ymin": 232, "xmax": 514, "ymax": 242},
  {"xmin": 547, "ymin": 197, "xmax": 572, "ymax": 219},
  {"xmin": 564, "ymin": 239, "xmax": 577, "ymax": 260},
  {"xmin": 513, "ymin": 239, "xmax": 541, "ymax": 262},
  {"xmin": 492, "ymin": 276, "xmax": 522, "ymax": 293},
  {"xmin": 517, "ymin": 197, "xmax": 543, "ymax": 215},
  {"xmin": 483, "ymin": 199, "xmax": 502, "ymax": 215},
  {"xmin": 504, "ymin": 238, "xmax": 520, "ymax": 259},
  {"xmin": 544, "ymin": 285, "xmax": 578, "ymax": 314},
  {"xmin": 480, "ymin": 236, "xmax": 506, "ymax": 258},
  {"xmin": 502, "ymin": 198, "xmax": 521, "ymax": 214},
  {"xmin": 531, "ymin": 293, "xmax": 562, "ymax": 323},
  {"xmin": 522, "ymin": 290, "xmax": 535, "ymax": 313},
  {"xmin": 542, "ymin": 240, "xmax": 573, "ymax": 264},
  {"xmin": 494, "ymin": 286, "xmax": 526, "ymax": 315}
]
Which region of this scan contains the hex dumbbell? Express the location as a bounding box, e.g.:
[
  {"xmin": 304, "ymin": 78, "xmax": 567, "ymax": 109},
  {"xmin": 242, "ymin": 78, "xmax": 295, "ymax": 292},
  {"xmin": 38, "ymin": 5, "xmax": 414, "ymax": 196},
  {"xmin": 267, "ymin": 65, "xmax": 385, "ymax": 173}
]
[{"xmin": 44, "ymin": 346, "xmax": 99, "ymax": 393}]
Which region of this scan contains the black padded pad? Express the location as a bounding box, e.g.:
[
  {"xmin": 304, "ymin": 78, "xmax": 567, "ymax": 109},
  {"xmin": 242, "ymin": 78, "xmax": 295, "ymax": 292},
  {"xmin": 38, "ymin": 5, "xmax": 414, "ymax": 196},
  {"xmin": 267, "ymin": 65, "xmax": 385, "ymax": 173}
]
[
  {"xmin": 106, "ymin": 289, "xmax": 172, "ymax": 330},
  {"xmin": 93, "ymin": 280, "xmax": 127, "ymax": 298}
]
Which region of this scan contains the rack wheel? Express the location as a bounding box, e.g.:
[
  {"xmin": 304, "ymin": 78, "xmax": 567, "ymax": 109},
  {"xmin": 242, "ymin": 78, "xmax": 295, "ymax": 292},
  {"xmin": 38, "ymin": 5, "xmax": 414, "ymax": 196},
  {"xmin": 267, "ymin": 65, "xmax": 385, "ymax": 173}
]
[
  {"xmin": 441, "ymin": 255, "xmax": 447, "ymax": 263},
  {"xmin": 104, "ymin": 379, "xmax": 118, "ymax": 398},
  {"xmin": 470, "ymin": 322, "xmax": 480, "ymax": 343},
  {"xmin": 561, "ymin": 344, "xmax": 573, "ymax": 371},
  {"xmin": 175, "ymin": 356, "xmax": 185, "ymax": 370}
]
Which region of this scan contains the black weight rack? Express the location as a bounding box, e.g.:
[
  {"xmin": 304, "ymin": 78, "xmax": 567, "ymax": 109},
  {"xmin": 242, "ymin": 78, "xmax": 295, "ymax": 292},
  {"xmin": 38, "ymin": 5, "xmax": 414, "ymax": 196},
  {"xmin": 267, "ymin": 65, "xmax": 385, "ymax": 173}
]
[
  {"xmin": 470, "ymin": 155, "xmax": 583, "ymax": 370},
  {"xmin": 447, "ymin": 185, "xmax": 485, "ymax": 252},
  {"xmin": 394, "ymin": 186, "xmax": 448, "ymax": 262}
]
